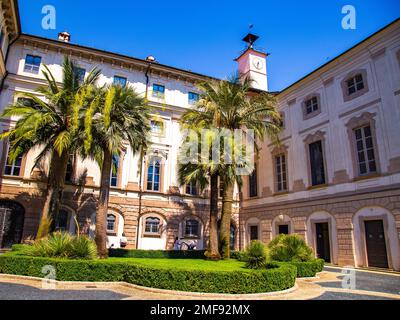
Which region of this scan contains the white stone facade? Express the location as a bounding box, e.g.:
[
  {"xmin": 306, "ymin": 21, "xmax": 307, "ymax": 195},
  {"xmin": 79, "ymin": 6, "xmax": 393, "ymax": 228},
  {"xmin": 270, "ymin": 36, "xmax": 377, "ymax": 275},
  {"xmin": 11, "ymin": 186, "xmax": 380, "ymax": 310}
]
[{"xmin": 0, "ymin": 1, "xmax": 399, "ymax": 269}]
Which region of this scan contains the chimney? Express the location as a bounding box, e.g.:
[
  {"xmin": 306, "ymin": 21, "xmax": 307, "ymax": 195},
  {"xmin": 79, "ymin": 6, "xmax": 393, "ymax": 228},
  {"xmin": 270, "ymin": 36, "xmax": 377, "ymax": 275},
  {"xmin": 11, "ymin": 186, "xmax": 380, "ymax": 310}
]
[{"xmin": 58, "ymin": 31, "xmax": 71, "ymax": 43}]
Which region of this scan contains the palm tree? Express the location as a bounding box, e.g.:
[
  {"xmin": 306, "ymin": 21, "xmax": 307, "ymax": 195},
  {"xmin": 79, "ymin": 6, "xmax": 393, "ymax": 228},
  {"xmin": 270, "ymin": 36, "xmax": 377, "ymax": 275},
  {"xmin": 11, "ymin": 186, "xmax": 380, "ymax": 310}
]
[
  {"xmin": 177, "ymin": 129, "xmax": 221, "ymax": 260},
  {"xmin": 0, "ymin": 57, "xmax": 100, "ymax": 238},
  {"xmin": 181, "ymin": 76, "xmax": 282, "ymax": 259},
  {"xmin": 83, "ymin": 84, "xmax": 150, "ymax": 258}
]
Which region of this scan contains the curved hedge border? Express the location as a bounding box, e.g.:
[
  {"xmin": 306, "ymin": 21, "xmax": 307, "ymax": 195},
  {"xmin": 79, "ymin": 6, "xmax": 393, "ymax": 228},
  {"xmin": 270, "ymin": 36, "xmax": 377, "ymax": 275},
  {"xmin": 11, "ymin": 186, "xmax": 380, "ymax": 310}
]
[
  {"xmin": 108, "ymin": 249, "xmax": 206, "ymax": 259},
  {"xmin": 277, "ymin": 259, "xmax": 325, "ymax": 278},
  {"xmin": 0, "ymin": 255, "xmax": 297, "ymax": 294}
]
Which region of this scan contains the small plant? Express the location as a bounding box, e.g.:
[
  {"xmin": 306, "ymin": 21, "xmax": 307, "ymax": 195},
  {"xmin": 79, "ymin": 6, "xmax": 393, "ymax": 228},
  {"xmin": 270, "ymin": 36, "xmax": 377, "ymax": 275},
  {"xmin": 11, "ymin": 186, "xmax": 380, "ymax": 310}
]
[
  {"xmin": 24, "ymin": 232, "xmax": 97, "ymax": 260},
  {"xmin": 70, "ymin": 236, "xmax": 97, "ymax": 260},
  {"xmin": 268, "ymin": 234, "xmax": 313, "ymax": 262},
  {"xmin": 244, "ymin": 240, "xmax": 268, "ymax": 269}
]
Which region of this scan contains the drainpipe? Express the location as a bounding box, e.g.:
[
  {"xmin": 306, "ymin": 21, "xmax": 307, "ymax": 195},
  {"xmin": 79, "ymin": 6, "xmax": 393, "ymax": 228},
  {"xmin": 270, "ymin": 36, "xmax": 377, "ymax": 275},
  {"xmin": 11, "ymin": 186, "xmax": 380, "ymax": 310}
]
[{"xmin": 136, "ymin": 61, "xmax": 152, "ymax": 248}]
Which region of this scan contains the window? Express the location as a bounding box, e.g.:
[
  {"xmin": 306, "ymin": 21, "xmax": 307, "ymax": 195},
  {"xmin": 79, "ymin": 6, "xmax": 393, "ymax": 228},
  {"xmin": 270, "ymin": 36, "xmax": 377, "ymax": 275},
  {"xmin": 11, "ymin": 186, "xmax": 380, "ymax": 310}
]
[
  {"xmin": 65, "ymin": 157, "xmax": 74, "ymax": 183},
  {"xmin": 185, "ymin": 219, "xmax": 199, "ymax": 237},
  {"xmin": 185, "ymin": 182, "xmax": 197, "ymax": 196},
  {"xmin": 3, "ymin": 146, "xmax": 22, "ymax": 177},
  {"xmin": 53, "ymin": 209, "xmax": 69, "ymax": 232},
  {"xmin": 354, "ymin": 125, "xmax": 377, "ymax": 175},
  {"xmin": 188, "ymin": 92, "xmax": 199, "ymax": 105},
  {"xmin": 279, "ymin": 112, "xmax": 285, "ymax": 129},
  {"xmin": 17, "ymin": 97, "xmax": 34, "ymax": 106},
  {"xmin": 152, "ymin": 84, "xmax": 165, "ymax": 98},
  {"xmin": 249, "ymin": 225, "xmax": 259, "ymax": 241},
  {"xmin": 114, "ymin": 76, "xmax": 127, "ymax": 86},
  {"xmin": 278, "ymin": 225, "xmax": 289, "ymax": 235},
  {"xmin": 145, "ymin": 217, "xmax": 160, "ymax": 234},
  {"xmin": 110, "ymin": 154, "xmax": 119, "ymax": 187},
  {"xmin": 309, "ymin": 141, "xmax": 326, "ymax": 186},
  {"xmin": 147, "ymin": 158, "xmax": 161, "ymax": 191},
  {"xmin": 74, "ymin": 67, "xmax": 86, "ymax": 83},
  {"xmin": 347, "ymin": 74, "xmax": 364, "ymax": 96},
  {"xmin": 249, "ymin": 168, "xmax": 258, "ymax": 198},
  {"xmin": 24, "ymin": 55, "xmax": 41, "ymax": 73},
  {"xmin": 150, "ymin": 120, "xmax": 164, "ymax": 135},
  {"xmin": 0, "ymin": 28, "xmax": 4, "ymax": 48},
  {"xmin": 275, "ymin": 154, "xmax": 288, "ymax": 192},
  {"xmin": 305, "ymin": 97, "xmax": 319, "ymax": 115},
  {"xmin": 107, "ymin": 214, "xmax": 116, "ymax": 232}
]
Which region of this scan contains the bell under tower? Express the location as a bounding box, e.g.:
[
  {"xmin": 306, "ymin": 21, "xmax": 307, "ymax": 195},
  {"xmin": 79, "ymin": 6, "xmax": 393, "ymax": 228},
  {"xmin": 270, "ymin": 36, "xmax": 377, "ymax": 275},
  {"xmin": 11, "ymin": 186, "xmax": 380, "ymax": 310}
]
[{"xmin": 235, "ymin": 33, "xmax": 269, "ymax": 91}]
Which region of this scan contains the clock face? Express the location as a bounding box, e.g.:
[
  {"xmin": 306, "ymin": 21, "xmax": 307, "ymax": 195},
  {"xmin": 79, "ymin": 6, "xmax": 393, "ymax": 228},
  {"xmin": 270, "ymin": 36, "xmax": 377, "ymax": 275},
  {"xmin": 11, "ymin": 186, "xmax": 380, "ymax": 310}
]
[{"xmin": 252, "ymin": 57, "xmax": 264, "ymax": 70}]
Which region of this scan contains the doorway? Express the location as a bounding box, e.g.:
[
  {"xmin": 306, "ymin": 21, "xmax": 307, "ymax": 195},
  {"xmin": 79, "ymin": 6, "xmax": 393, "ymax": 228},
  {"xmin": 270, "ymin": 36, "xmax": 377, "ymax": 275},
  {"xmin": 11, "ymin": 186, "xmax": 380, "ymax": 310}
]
[
  {"xmin": 315, "ymin": 222, "xmax": 331, "ymax": 262},
  {"xmin": 364, "ymin": 220, "xmax": 388, "ymax": 268},
  {"xmin": 0, "ymin": 201, "xmax": 25, "ymax": 248}
]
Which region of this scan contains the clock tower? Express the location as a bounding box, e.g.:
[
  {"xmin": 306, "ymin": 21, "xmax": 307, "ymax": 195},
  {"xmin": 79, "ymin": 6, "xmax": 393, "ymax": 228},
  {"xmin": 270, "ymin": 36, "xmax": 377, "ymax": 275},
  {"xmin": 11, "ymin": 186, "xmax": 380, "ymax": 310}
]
[{"xmin": 235, "ymin": 33, "xmax": 269, "ymax": 91}]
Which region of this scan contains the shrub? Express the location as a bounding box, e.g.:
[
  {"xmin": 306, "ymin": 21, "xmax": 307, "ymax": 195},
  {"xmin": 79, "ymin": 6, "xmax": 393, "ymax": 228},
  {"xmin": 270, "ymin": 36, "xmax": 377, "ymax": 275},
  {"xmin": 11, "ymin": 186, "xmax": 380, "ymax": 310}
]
[
  {"xmin": 231, "ymin": 251, "xmax": 247, "ymax": 262},
  {"xmin": 69, "ymin": 236, "xmax": 97, "ymax": 260},
  {"xmin": 277, "ymin": 259, "xmax": 325, "ymax": 277},
  {"xmin": 244, "ymin": 241, "xmax": 268, "ymax": 269},
  {"xmin": 0, "ymin": 254, "xmax": 297, "ymax": 294},
  {"xmin": 20, "ymin": 232, "xmax": 97, "ymax": 260},
  {"xmin": 268, "ymin": 234, "xmax": 313, "ymax": 262},
  {"xmin": 109, "ymin": 249, "xmax": 206, "ymax": 259}
]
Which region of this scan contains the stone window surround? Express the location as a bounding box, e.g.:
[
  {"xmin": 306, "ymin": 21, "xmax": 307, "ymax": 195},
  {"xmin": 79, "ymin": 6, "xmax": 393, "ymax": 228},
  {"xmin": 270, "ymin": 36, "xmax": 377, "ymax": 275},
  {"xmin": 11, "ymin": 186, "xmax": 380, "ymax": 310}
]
[
  {"xmin": 141, "ymin": 213, "xmax": 165, "ymax": 238},
  {"xmin": 245, "ymin": 217, "xmax": 261, "ymax": 245},
  {"xmin": 271, "ymin": 214, "xmax": 293, "ymax": 238},
  {"xmin": 356, "ymin": 213, "xmax": 393, "ymax": 270},
  {"xmin": 271, "ymin": 145, "xmax": 289, "ymax": 194},
  {"xmin": 0, "ymin": 138, "xmax": 27, "ymax": 179},
  {"xmin": 341, "ymin": 69, "xmax": 369, "ymax": 102},
  {"xmin": 180, "ymin": 215, "xmax": 203, "ymax": 239},
  {"xmin": 304, "ymin": 130, "xmax": 329, "ymax": 188},
  {"xmin": 106, "ymin": 213, "xmax": 118, "ymax": 235},
  {"xmin": 144, "ymin": 155, "xmax": 165, "ymax": 193},
  {"xmin": 301, "ymin": 93, "xmax": 322, "ymax": 120},
  {"xmin": 345, "ymin": 112, "xmax": 381, "ymax": 179}
]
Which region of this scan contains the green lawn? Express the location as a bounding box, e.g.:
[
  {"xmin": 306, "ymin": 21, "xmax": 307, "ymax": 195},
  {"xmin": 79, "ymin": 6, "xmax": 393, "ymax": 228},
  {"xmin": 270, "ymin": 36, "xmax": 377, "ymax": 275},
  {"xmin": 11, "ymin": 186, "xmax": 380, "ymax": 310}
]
[{"xmin": 107, "ymin": 257, "xmax": 252, "ymax": 272}]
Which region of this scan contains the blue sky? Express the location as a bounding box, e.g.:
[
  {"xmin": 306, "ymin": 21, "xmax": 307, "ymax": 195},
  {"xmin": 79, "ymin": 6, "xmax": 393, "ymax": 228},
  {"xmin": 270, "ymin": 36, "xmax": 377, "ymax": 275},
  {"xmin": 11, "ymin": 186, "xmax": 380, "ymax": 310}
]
[{"xmin": 18, "ymin": 0, "xmax": 399, "ymax": 91}]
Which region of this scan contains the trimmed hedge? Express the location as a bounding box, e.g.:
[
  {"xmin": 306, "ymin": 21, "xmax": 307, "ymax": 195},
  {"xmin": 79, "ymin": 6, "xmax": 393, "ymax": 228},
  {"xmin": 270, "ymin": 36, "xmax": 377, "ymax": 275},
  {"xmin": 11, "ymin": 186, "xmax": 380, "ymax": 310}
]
[
  {"xmin": 108, "ymin": 249, "xmax": 207, "ymax": 259},
  {"xmin": 0, "ymin": 254, "xmax": 297, "ymax": 294},
  {"xmin": 277, "ymin": 259, "xmax": 325, "ymax": 278}
]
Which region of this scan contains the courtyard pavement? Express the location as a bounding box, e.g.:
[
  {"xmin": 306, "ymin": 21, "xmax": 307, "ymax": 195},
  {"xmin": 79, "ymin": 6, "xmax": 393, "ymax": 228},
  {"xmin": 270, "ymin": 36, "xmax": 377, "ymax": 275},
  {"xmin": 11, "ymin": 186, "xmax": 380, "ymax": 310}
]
[{"xmin": 0, "ymin": 266, "xmax": 399, "ymax": 300}]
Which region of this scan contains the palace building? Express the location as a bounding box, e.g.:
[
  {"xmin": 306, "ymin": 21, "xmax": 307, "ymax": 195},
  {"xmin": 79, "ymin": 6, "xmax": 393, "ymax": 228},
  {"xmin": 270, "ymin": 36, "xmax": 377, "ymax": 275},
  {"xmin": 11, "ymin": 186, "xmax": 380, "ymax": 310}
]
[{"xmin": 1, "ymin": 0, "xmax": 399, "ymax": 270}]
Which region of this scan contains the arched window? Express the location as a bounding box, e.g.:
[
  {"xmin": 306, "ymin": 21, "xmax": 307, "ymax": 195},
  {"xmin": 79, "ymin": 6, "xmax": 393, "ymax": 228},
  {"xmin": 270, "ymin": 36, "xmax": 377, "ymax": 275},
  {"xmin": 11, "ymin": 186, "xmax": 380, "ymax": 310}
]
[
  {"xmin": 145, "ymin": 217, "xmax": 160, "ymax": 234},
  {"xmin": 185, "ymin": 219, "xmax": 199, "ymax": 237},
  {"xmin": 147, "ymin": 158, "xmax": 161, "ymax": 191},
  {"xmin": 107, "ymin": 214, "xmax": 116, "ymax": 232}
]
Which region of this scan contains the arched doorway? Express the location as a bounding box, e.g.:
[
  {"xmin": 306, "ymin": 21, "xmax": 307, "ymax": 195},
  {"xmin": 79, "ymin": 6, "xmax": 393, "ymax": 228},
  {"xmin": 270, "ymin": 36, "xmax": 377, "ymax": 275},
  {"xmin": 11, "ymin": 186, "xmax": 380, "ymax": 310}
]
[{"xmin": 0, "ymin": 201, "xmax": 25, "ymax": 248}]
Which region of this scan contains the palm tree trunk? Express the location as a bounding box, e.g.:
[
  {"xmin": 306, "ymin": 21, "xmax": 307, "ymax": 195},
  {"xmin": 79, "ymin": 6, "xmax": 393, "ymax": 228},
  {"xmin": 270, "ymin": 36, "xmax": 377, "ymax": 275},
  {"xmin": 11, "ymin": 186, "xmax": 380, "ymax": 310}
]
[
  {"xmin": 205, "ymin": 173, "xmax": 220, "ymax": 260},
  {"xmin": 219, "ymin": 181, "xmax": 234, "ymax": 259},
  {"xmin": 96, "ymin": 150, "xmax": 113, "ymax": 258},
  {"xmin": 37, "ymin": 150, "xmax": 69, "ymax": 239}
]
